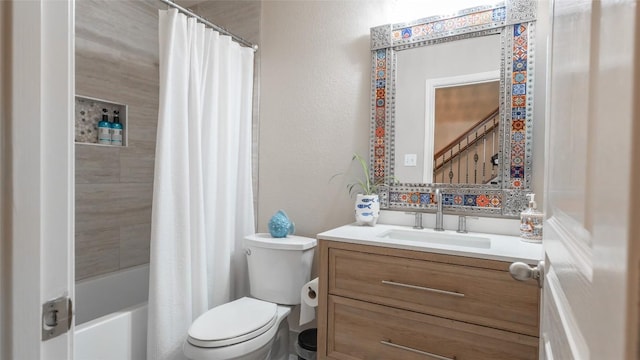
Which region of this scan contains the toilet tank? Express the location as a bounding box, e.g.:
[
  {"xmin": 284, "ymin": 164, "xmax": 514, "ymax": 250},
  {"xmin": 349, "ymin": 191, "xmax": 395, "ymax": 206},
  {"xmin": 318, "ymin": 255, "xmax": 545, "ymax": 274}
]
[{"xmin": 244, "ymin": 233, "xmax": 316, "ymax": 305}]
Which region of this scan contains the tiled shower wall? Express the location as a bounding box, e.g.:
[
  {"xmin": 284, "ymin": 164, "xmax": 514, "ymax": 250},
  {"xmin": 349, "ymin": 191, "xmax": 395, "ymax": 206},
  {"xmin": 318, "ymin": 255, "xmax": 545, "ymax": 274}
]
[
  {"xmin": 75, "ymin": 0, "xmax": 262, "ymax": 280},
  {"xmin": 75, "ymin": 0, "xmax": 163, "ymax": 280}
]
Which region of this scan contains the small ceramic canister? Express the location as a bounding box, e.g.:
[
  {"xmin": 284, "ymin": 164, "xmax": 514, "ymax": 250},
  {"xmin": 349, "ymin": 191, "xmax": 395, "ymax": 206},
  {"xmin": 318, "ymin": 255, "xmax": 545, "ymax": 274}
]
[
  {"xmin": 355, "ymin": 194, "xmax": 379, "ymax": 226},
  {"xmin": 268, "ymin": 210, "xmax": 295, "ymax": 238}
]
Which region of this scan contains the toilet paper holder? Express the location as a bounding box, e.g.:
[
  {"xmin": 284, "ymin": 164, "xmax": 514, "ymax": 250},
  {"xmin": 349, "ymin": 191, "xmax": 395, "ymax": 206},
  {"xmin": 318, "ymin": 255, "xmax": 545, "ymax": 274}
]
[
  {"xmin": 300, "ymin": 277, "xmax": 319, "ymax": 326},
  {"xmin": 307, "ymin": 286, "xmax": 316, "ymax": 300}
]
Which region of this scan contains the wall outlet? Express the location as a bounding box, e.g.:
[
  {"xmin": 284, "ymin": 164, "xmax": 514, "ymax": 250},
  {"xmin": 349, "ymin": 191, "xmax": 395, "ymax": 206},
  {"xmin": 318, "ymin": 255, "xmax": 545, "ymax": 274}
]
[{"xmin": 404, "ymin": 154, "xmax": 417, "ymax": 167}]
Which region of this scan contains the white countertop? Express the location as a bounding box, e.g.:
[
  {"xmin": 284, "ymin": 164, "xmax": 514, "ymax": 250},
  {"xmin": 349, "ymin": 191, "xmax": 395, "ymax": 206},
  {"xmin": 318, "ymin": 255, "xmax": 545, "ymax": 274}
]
[{"xmin": 317, "ymin": 223, "xmax": 543, "ymax": 264}]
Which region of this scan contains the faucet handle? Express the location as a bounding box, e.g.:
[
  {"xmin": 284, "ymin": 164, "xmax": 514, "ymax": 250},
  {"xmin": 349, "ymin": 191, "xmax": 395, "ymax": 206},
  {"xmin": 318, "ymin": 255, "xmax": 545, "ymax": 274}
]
[
  {"xmin": 456, "ymin": 215, "xmax": 467, "ymax": 234},
  {"xmin": 407, "ymin": 212, "xmax": 423, "ymax": 230}
]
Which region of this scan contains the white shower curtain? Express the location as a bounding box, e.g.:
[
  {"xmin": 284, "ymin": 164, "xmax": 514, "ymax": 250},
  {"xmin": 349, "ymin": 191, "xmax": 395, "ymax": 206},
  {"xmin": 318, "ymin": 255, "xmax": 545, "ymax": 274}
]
[{"xmin": 147, "ymin": 9, "xmax": 256, "ymax": 360}]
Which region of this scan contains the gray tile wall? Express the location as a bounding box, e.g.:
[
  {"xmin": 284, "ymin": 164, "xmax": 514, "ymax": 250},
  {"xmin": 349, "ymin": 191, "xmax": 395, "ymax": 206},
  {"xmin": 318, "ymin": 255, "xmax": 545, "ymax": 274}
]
[
  {"xmin": 75, "ymin": 0, "xmax": 261, "ymax": 280},
  {"xmin": 75, "ymin": 0, "xmax": 162, "ymax": 280}
]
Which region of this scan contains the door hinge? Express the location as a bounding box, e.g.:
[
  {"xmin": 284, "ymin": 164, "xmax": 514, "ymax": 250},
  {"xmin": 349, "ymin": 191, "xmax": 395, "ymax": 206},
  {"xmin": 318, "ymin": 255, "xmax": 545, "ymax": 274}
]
[{"xmin": 42, "ymin": 296, "xmax": 72, "ymax": 341}]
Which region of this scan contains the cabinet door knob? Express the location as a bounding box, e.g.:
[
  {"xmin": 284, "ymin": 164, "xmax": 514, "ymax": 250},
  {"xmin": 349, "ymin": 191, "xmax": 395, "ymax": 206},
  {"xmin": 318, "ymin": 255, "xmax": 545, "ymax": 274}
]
[{"xmin": 509, "ymin": 260, "xmax": 544, "ymax": 288}]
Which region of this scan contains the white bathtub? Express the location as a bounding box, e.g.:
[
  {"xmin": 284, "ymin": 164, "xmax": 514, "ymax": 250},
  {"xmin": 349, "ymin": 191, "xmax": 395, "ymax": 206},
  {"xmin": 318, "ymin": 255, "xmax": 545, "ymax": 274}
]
[{"xmin": 75, "ymin": 265, "xmax": 149, "ymax": 360}]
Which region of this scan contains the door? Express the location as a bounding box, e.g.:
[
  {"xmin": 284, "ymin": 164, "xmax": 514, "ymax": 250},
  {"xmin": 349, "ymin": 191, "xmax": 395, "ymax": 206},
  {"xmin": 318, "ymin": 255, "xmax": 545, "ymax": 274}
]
[
  {"xmin": 541, "ymin": 0, "xmax": 640, "ymax": 359},
  {"xmin": 9, "ymin": 0, "xmax": 75, "ymax": 359}
]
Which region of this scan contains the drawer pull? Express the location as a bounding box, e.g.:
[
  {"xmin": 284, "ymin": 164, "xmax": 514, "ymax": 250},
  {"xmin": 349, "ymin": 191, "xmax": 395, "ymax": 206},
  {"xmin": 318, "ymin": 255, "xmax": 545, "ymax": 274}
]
[
  {"xmin": 381, "ymin": 280, "xmax": 465, "ymax": 298},
  {"xmin": 380, "ymin": 340, "xmax": 456, "ymax": 360}
]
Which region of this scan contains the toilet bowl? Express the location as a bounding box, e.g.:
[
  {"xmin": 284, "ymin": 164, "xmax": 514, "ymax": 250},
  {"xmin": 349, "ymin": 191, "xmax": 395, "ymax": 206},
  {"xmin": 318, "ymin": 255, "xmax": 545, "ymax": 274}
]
[
  {"xmin": 184, "ymin": 234, "xmax": 316, "ymax": 360},
  {"xmin": 183, "ymin": 298, "xmax": 291, "ymax": 360}
]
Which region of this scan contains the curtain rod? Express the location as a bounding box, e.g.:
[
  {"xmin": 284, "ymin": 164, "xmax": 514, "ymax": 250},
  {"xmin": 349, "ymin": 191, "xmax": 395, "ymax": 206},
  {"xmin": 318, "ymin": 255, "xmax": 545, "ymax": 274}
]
[{"xmin": 158, "ymin": 0, "xmax": 258, "ymax": 51}]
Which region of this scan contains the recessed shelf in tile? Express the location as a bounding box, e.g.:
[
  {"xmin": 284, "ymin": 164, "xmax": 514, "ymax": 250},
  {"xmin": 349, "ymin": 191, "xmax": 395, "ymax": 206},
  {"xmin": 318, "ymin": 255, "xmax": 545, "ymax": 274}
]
[{"xmin": 75, "ymin": 95, "xmax": 128, "ymax": 147}]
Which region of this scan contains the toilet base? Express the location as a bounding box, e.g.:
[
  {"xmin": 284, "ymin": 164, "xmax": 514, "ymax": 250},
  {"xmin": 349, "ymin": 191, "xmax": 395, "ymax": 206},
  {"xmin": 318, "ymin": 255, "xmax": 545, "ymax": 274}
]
[{"xmin": 269, "ymin": 312, "xmax": 290, "ymax": 360}]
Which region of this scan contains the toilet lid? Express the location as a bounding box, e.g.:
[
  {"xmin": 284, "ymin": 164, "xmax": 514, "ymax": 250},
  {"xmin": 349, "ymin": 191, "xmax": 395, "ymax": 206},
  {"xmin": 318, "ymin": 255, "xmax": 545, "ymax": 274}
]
[{"xmin": 187, "ymin": 297, "xmax": 277, "ymax": 348}]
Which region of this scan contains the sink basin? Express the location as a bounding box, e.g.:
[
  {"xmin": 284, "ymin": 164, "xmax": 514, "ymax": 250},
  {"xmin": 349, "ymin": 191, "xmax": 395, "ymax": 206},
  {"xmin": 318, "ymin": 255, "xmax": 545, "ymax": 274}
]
[{"xmin": 377, "ymin": 229, "xmax": 491, "ymax": 249}]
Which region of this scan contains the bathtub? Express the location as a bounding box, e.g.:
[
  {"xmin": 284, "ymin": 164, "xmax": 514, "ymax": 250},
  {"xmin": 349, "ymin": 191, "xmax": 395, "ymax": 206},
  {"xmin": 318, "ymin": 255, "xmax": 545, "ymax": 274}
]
[{"xmin": 75, "ymin": 265, "xmax": 149, "ymax": 360}]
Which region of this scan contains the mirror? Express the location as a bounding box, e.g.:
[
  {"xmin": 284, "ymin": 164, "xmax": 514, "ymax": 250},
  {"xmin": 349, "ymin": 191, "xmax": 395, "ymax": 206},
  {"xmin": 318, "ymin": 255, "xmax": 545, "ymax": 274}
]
[
  {"xmin": 370, "ymin": 1, "xmax": 537, "ymax": 217},
  {"xmin": 395, "ymin": 34, "xmax": 501, "ymax": 184}
]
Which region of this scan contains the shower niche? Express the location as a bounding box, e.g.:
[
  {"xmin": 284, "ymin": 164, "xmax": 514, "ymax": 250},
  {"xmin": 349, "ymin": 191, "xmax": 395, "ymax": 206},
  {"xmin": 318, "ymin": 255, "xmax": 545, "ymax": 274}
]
[{"xmin": 75, "ymin": 95, "xmax": 128, "ymax": 147}]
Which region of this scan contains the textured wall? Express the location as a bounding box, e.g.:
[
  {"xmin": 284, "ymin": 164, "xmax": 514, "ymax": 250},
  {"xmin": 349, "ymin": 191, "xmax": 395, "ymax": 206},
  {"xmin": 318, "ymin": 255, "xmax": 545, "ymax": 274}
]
[
  {"xmin": 259, "ymin": 1, "xmax": 394, "ymax": 237},
  {"xmin": 75, "ymin": 0, "xmax": 162, "ymax": 280},
  {"xmin": 259, "ymin": 0, "xmax": 548, "ymax": 236}
]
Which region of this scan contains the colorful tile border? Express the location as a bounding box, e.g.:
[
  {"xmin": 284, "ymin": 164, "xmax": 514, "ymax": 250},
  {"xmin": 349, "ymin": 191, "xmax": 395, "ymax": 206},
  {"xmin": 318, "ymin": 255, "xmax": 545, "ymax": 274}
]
[
  {"xmin": 378, "ymin": 184, "xmax": 513, "ymax": 216},
  {"xmin": 391, "ymin": 8, "xmax": 506, "ymax": 44},
  {"xmin": 509, "ymin": 23, "xmax": 528, "ymax": 189},
  {"xmin": 388, "ymin": 190, "xmax": 501, "ymax": 208},
  {"xmin": 373, "ymin": 49, "xmax": 387, "ymax": 179}
]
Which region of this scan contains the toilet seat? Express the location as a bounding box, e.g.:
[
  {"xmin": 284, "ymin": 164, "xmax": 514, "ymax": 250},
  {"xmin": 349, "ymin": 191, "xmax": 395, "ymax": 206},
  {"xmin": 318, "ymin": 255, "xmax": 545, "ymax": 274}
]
[{"xmin": 187, "ymin": 297, "xmax": 277, "ymax": 348}]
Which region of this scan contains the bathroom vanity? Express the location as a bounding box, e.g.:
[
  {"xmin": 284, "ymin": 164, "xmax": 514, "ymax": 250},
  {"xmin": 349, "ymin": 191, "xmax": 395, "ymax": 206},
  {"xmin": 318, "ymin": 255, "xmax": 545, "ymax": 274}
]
[{"xmin": 316, "ymin": 224, "xmax": 542, "ymax": 360}]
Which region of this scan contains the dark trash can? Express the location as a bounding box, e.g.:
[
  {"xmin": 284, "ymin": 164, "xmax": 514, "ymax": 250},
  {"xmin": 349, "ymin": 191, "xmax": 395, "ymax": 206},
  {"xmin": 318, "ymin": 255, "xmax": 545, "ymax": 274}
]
[{"xmin": 295, "ymin": 328, "xmax": 317, "ymax": 360}]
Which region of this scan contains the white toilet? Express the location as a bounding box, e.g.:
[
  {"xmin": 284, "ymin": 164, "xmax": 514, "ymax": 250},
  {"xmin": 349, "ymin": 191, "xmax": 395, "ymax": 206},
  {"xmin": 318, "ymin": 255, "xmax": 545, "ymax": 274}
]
[{"xmin": 184, "ymin": 233, "xmax": 317, "ymax": 360}]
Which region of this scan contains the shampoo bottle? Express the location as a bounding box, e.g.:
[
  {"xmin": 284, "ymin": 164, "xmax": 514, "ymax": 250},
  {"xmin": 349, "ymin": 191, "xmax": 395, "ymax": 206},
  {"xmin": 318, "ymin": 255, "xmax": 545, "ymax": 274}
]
[
  {"xmin": 520, "ymin": 193, "xmax": 543, "ymax": 242},
  {"xmin": 110, "ymin": 110, "xmax": 123, "ymax": 146},
  {"xmin": 97, "ymin": 109, "xmax": 111, "ymax": 145}
]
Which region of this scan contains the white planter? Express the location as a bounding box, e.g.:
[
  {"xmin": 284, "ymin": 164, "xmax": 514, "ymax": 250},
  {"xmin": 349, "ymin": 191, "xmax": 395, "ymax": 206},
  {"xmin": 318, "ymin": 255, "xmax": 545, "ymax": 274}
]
[{"xmin": 355, "ymin": 194, "xmax": 380, "ymax": 226}]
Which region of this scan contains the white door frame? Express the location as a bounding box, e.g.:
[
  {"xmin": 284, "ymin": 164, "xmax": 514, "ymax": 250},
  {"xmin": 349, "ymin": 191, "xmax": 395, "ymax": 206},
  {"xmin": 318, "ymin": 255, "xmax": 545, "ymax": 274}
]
[
  {"xmin": 423, "ymin": 70, "xmax": 499, "ymax": 182},
  {"xmin": 10, "ymin": 0, "xmax": 75, "ymax": 359}
]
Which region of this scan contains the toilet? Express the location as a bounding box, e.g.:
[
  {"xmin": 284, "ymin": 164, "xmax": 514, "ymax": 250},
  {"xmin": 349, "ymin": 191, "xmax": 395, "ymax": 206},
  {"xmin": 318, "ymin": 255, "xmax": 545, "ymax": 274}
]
[{"xmin": 184, "ymin": 233, "xmax": 317, "ymax": 360}]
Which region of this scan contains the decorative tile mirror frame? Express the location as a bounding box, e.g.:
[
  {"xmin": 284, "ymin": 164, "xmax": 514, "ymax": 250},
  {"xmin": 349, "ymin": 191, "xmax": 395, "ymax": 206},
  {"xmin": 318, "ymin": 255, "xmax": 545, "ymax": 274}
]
[{"xmin": 370, "ymin": 0, "xmax": 537, "ymax": 217}]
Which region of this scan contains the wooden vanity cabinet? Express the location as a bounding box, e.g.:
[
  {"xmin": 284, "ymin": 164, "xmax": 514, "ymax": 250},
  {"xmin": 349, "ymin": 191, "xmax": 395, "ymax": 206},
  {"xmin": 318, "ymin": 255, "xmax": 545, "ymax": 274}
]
[{"xmin": 317, "ymin": 240, "xmax": 540, "ymax": 360}]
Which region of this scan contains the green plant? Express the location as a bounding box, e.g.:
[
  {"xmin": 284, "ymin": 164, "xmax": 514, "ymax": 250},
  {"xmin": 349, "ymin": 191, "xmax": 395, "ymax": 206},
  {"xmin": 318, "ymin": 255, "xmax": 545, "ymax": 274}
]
[{"xmin": 333, "ymin": 153, "xmax": 395, "ymax": 197}]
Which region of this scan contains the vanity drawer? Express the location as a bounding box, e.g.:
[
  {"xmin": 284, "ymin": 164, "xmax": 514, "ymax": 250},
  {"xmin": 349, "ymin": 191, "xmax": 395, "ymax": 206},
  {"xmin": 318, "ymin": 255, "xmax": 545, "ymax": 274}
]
[
  {"xmin": 328, "ymin": 248, "xmax": 539, "ymax": 336},
  {"xmin": 327, "ymin": 295, "xmax": 538, "ymax": 360}
]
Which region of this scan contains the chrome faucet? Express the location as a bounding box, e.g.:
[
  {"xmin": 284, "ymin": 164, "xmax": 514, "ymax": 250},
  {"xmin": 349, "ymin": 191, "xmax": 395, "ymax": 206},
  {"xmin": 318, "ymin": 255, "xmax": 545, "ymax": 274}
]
[
  {"xmin": 434, "ymin": 189, "xmax": 444, "ymax": 231},
  {"xmin": 413, "ymin": 212, "xmax": 423, "ymax": 230}
]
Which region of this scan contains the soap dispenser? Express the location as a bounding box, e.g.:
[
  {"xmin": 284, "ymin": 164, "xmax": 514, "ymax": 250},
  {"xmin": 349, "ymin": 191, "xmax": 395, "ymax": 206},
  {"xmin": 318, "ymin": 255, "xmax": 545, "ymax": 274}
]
[
  {"xmin": 110, "ymin": 110, "xmax": 123, "ymax": 146},
  {"xmin": 520, "ymin": 193, "xmax": 543, "ymax": 242},
  {"xmin": 97, "ymin": 108, "xmax": 111, "ymax": 145}
]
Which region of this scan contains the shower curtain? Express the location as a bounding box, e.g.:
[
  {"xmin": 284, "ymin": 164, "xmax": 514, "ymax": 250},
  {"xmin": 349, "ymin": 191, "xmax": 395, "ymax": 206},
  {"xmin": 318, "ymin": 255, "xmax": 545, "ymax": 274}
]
[{"xmin": 147, "ymin": 9, "xmax": 255, "ymax": 360}]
